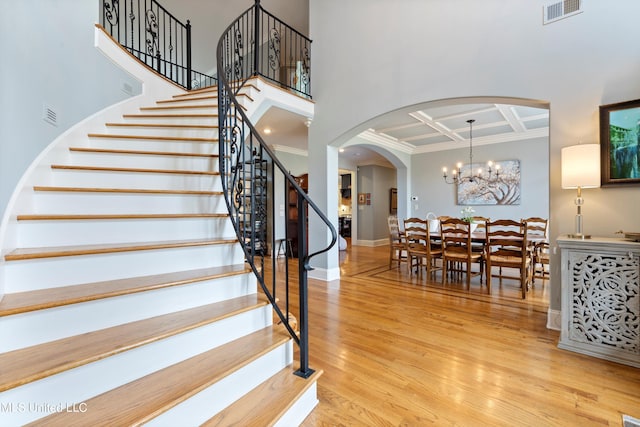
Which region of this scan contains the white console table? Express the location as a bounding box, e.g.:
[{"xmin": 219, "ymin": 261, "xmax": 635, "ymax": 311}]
[{"xmin": 557, "ymin": 236, "xmax": 640, "ymax": 368}]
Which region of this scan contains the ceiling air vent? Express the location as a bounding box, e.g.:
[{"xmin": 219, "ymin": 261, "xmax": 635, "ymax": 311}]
[{"xmin": 544, "ymin": 0, "xmax": 583, "ymax": 25}]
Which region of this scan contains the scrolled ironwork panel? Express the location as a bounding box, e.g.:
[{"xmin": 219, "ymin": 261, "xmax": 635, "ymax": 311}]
[
  {"xmin": 268, "ymin": 27, "xmax": 281, "ymax": 72},
  {"xmin": 104, "ymin": 0, "xmax": 120, "ymax": 27},
  {"xmin": 298, "ymin": 45, "xmax": 311, "ymax": 93},
  {"xmin": 145, "ymin": 9, "xmax": 159, "ymax": 56},
  {"xmin": 568, "ymin": 252, "xmax": 640, "ymax": 354}
]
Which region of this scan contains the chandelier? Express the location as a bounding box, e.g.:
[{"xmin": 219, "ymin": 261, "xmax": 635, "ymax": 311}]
[{"xmin": 442, "ymin": 119, "xmax": 500, "ymax": 185}]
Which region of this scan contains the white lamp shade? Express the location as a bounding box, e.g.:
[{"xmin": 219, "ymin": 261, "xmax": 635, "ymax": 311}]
[{"xmin": 561, "ymin": 144, "xmax": 601, "ymax": 189}]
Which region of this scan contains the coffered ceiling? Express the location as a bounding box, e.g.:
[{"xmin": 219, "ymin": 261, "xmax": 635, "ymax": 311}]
[{"xmin": 257, "ymin": 102, "xmax": 549, "ymax": 166}]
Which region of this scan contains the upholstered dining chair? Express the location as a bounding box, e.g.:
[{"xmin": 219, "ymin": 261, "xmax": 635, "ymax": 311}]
[
  {"xmin": 440, "ymin": 217, "xmax": 484, "ymax": 291},
  {"xmin": 387, "ymin": 215, "xmax": 408, "ymax": 269},
  {"xmin": 404, "ymin": 217, "xmax": 443, "ymax": 279},
  {"xmin": 485, "ymin": 219, "xmax": 532, "ymax": 299}
]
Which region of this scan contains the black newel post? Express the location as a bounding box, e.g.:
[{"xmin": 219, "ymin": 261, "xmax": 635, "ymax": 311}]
[
  {"xmin": 295, "ymin": 192, "xmax": 314, "ymax": 379},
  {"xmin": 186, "ymin": 20, "xmax": 192, "ymax": 90},
  {"xmin": 253, "ymin": 0, "xmax": 261, "ymax": 77}
]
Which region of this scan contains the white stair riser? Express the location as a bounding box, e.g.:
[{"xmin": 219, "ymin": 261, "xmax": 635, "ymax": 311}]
[
  {"xmin": 0, "ymin": 273, "xmax": 257, "ymax": 352},
  {"xmin": 87, "ymin": 138, "xmax": 219, "ymax": 154},
  {"xmin": 154, "ymin": 97, "xmax": 219, "ymax": 107},
  {"xmin": 4, "ymin": 243, "xmax": 245, "ymax": 292},
  {"xmin": 274, "ymin": 381, "xmax": 319, "ymax": 427},
  {"xmin": 138, "ymin": 106, "xmax": 219, "ymax": 115},
  {"xmin": 0, "ymin": 310, "xmax": 274, "ymax": 427},
  {"xmin": 169, "ymin": 83, "xmax": 257, "ymax": 100},
  {"xmin": 121, "ymin": 116, "xmax": 219, "ymax": 126},
  {"xmin": 146, "ymin": 342, "xmax": 293, "ymax": 427},
  {"xmin": 16, "ymin": 217, "xmax": 235, "ymax": 247},
  {"xmin": 50, "ymin": 170, "xmax": 222, "ymax": 191},
  {"xmin": 66, "ymin": 151, "xmax": 220, "ymax": 172},
  {"xmin": 101, "ymin": 126, "xmax": 218, "ymax": 139},
  {"xmin": 31, "ymin": 192, "xmax": 227, "ymax": 215}
]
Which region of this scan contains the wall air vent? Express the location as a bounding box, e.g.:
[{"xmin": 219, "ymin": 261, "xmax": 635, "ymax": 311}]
[
  {"xmin": 43, "ymin": 104, "xmax": 58, "ymax": 126},
  {"xmin": 543, "ymin": 0, "xmax": 583, "ymax": 25}
]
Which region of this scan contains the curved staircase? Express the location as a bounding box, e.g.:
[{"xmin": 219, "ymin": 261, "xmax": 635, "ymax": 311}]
[{"xmin": 0, "ymin": 73, "xmax": 320, "ymax": 425}]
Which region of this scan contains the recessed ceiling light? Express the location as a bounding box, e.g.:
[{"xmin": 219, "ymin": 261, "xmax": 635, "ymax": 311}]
[{"xmin": 264, "ymin": 128, "xmax": 272, "ymax": 134}]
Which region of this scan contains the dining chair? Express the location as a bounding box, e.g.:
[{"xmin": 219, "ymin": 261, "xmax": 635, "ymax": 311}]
[
  {"xmin": 387, "ymin": 215, "xmax": 408, "ymax": 269},
  {"xmin": 485, "ymin": 219, "xmax": 532, "ymax": 299},
  {"xmin": 534, "ymin": 241, "xmax": 550, "ymax": 282},
  {"xmin": 522, "ymin": 217, "xmax": 549, "ymax": 284},
  {"xmin": 404, "ymin": 217, "xmax": 443, "ymax": 280},
  {"xmin": 440, "ymin": 217, "xmax": 484, "ymax": 291},
  {"xmin": 471, "ymin": 216, "xmax": 490, "ymax": 253}
]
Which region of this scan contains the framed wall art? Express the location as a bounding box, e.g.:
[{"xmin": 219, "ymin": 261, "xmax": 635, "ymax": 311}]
[
  {"xmin": 457, "ymin": 159, "xmax": 521, "ymax": 205},
  {"xmin": 600, "ymin": 98, "xmax": 640, "ymax": 186}
]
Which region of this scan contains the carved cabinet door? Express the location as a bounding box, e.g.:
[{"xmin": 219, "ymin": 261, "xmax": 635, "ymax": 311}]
[{"xmin": 560, "ymin": 248, "xmax": 640, "ymax": 366}]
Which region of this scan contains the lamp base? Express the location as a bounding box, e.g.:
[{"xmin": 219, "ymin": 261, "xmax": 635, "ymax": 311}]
[{"xmin": 567, "ymin": 233, "xmax": 591, "ymax": 239}]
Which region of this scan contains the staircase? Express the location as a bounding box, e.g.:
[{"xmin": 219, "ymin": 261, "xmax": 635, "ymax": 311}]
[{"xmin": 0, "ymin": 51, "xmax": 320, "ymax": 426}]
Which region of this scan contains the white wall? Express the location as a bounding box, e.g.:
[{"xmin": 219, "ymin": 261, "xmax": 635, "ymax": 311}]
[
  {"xmin": 0, "ymin": 0, "xmax": 142, "ymax": 217},
  {"xmin": 309, "ymin": 0, "xmax": 640, "ymax": 311},
  {"xmin": 357, "ymin": 165, "xmax": 396, "ymax": 243}
]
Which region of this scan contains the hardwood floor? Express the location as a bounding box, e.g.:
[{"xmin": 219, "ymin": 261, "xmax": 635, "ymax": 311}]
[{"xmin": 289, "ymin": 243, "xmax": 640, "ymax": 426}]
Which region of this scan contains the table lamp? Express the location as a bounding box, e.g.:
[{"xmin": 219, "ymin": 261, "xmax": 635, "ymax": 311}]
[{"xmin": 561, "ymin": 144, "xmax": 600, "ymax": 239}]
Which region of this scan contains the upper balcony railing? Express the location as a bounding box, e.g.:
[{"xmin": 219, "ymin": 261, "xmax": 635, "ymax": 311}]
[
  {"xmin": 100, "ymin": 0, "xmax": 312, "ymax": 97},
  {"xmin": 101, "ymin": 0, "xmax": 215, "ymax": 90}
]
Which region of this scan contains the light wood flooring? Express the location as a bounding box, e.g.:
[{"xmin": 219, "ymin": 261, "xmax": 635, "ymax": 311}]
[{"xmin": 285, "ymin": 242, "xmax": 640, "ymax": 426}]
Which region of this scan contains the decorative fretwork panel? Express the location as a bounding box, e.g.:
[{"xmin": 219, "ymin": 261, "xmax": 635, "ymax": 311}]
[{"xmin": 567, "ymin": 251, "xmax": 640, "ymax": 355}]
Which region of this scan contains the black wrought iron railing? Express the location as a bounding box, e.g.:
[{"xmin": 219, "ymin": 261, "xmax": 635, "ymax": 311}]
[
  {"xmin": 100, "ymin": 0, "xmax": 215, "ymax": 90},
  {"xmin": 217, "ymin": 3, "xmax": 334, "ymax": 377},
  {"xmin": 216, "ymin": 1, "xmax": 312, "ymax": 98}
]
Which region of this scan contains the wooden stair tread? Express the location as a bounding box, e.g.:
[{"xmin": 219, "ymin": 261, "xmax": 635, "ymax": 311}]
[
  {"xmin": 202, "ymin": 368, "xmax": 322, "ymax": 427},
  {"xmin": 105, "ymin": 122, "xmax": 217, "ymax": 129},
  {"xmin": 140, "ymin": 104, "xmax": 248, "ymax": 113},
  {"xmin": 33, "ymin": 186, "xmax": 223, "ymax": 196},
  {"xmin": 16, "ymin": 213, "xmax": 228, "ymax": 221},
  {"xmin": 69, "ymin": 147, "xmax": 218, "ymax": 158},
  {"xmin": 157, "ymin": 92, "xmax": 252, "ymax": 104},
  {"xmin": 0, "ymin": 294, "xmax": 269, "ymax": 393},
  {"xmin": 25, "ymin": 326, "xmax": 290, "ymax": 427},
  {"xmin": 51, "ymin": 164, "xmax": 220, "ymax": 176},
  {"xmin": 157, "ymin": 94, "xmax": 218, "ymax": 103},
  {"xmin": 122, "ymin": 113, "xmax": 218, "ymax": 119},
  {"xmin": 170, "ymin": 81, "xmax": 257, "ymax": 98},
  {"xmin": 87, "ymin": 133, "xmax": 217, "ymax": 142},
  {"xmin": 140, "ymin": 104, "xmax": 218, "ymax": 111},
  {"xmin": 4, "ymin": 237, "xmax": 237, "ymax": 261},
  {"xmin": 0, "ymin": 264, "xmax": 251, "ymax": 317},
  {"xmin": 173, "ymin": 86, "xmax": 218, "ymax": 97}
]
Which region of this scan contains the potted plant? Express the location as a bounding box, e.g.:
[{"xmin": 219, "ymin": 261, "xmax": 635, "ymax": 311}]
[{"xmin": 460, "ymin": 206, "xmax": 478, "ymax": 233}]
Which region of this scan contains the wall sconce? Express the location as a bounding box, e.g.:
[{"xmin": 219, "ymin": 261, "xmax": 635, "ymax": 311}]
[{"xmin": 561, "ymin": 144, "xmax": 600, "ymax": 239}]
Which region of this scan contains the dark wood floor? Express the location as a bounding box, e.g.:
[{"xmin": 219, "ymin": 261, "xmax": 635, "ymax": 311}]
[{"xmin": 295, "ymin": 243, "xmax": 640, "ymax": 426}]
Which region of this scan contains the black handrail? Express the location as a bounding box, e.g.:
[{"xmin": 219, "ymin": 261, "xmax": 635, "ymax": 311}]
[
  {"xmin": 217, "ymin": 2, "xmax": 335, "ymax": 377},
  {"xmin": 101, "ymin": 0, "xmax": 215, "ymax": 90}
]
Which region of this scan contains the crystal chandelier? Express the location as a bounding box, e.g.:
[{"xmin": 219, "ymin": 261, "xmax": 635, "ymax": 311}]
[{"xmin": 442, "ymin": 119, "xmax": 500, "ymax": 185}]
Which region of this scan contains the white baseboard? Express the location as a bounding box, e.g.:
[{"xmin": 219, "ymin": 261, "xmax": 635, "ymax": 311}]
[
  {"xmin": 308, "ymin": 266, "xmax": 340, "ymax": 282},
  {"xmin": 353, "ymin": 239, "xmax": 388, "ymax": 247},
  {"xmin": 547, "ymin": 308, "xmax": 561, "ymax": 331}
]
